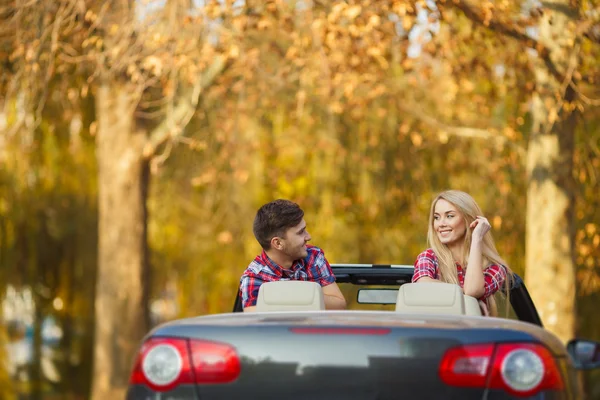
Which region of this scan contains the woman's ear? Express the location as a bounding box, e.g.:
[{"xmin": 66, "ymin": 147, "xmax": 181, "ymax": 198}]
[{"xmin": 467, "ymin": 215, "xmax": 477, "ymax": 229}]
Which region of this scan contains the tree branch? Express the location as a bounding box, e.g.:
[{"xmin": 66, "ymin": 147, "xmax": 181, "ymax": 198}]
[
  {"xmin": 440, "ymin": 0, "xmax": 565, "ymax": 83},
  {"xmin": 398, "ymin": 103, "xmax": 526, "ymax": 158},
  {"xmin": 539, "ymin": 1, "xmax": 579, "ymax": 19},
  {"xmin": 143, "ymin": 55, "xmax": 228, "ymax": 159},
  {"xmin": 581, "ymin": 21, "xmax": 600, "ymax": 44}
]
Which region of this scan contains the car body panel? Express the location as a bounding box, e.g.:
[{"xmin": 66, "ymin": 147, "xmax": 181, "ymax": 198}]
[
  {"xmin": 153, "ymin": 310, "xmax": 565, "ymax": 356},
  {"xmin": 127, "ymin": 268, "xmax": 585, "ymax": 400},
  {"xmin": 126, "ymin": 311, "xmax": 574, "ymax": 400}
]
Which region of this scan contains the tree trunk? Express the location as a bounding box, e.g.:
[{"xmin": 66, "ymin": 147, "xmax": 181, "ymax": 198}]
[
  {"xmin": 525, "ymin": 2, "xmax": 578, "ymax": 344},
  {"xmin": 0, "ymin": 320, "xmax": 15, "ymax": 400},
  {"xmin": 91, "ymin": 82, "xmax": 149, "ymax": 400}
]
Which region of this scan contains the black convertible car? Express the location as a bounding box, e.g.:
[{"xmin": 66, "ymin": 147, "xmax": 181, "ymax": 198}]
[{"xmin": 127, "ymin": 264, "xmax": 600, "ymax": 399}]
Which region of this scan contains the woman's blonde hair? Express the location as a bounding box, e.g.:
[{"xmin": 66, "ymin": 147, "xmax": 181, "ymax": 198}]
[{"xmin": 426, "ymin": 190, "xmax": 513, "ymax": 316}]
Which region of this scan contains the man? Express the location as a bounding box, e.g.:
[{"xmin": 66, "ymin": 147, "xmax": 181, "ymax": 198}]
[{"xmin": 240, "ymin": 199, "xmax": 347, "ymax": 312}]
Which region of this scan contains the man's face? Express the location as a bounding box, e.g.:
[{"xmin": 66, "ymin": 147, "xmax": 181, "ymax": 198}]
[{"xmin": 280, "ymin": 219, "xmax": 311, "ymax": 260}]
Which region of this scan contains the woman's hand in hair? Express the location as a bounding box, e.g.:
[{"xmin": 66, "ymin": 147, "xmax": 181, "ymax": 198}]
[{"xmin": 470, "ymin": 216, "xmax": 491, "ymax": 242}]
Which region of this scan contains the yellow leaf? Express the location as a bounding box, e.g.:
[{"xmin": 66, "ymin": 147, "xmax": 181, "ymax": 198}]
[
  {"xmin": 585, "ymin": 223, "xmax": 596, "ymax": 235},
  {"xmin": 331, "ymin": 2, "xmax": 347, "ymax": 16},
  {"xmin": 410, "ymin": 132, "xmax": 423, "ymax": 147},
  {"xmin": 438, "ymin": 131, "xmax": 449, "ymax": 144},
  {"xmin": 329, "ymin": 102, "xmax": 343, "ymax": 114},
  {"xmin": 217, "ymin": 231, "xmax": 233, "ymax": 244},
  {"xmin": 393, "ymin": 2, "xmax": 409, "ymax": 16},
  {"xmin": 191, "ymin": 169, "xmax": 217, "ymax": 187},
  {"xmin": 493, "ymin": 216, "xmax": 502, "ymax": 229},
  {"xmin": 403, "ymin": 15, "xmax": 414, "ymax": 31},
  {"xmin": 285, "ymin": 46, "xmax": 298, "ymax": 59},
  {"xmin": 257, "ymin": 18, "xmax": 272, "ymax": 30},
  {"xmin": 84, "ymin": 10, "xmax": 97, "ymax": 22},
  {"xmin": 344, "ymin": 5, "xmax": 362, "ymax": 20},
  {"xmin": 89, "ymin": 121, "xmax": 97, "ymax": 136},
  {"xmin": 399, "ymin": 123, "xmax": 410, "ymax": 134},
  {"xmin": 143, "ymin": 55, "xmax": 163, "ymax": 75},
  {"xmin": 503, "ymin": 127, "xmax": 517, "ymax": 140},
  {"xmin": 367, "ymin": 47, "xmax": 382, "ymax": 57},
  {"xmin": 548, "ymin": 108, "xmax": 558, "ymax": 124},
  {"xmin": 368, "ymin": 15, "xmax": 381, "ymax": 27},
  {"xmin": 229, "ymin": 44, "xmax": 240, "ymax": 58},
  {"xmin": 234, "ymin": 169, "xmax": 249, "ymax": 183}
]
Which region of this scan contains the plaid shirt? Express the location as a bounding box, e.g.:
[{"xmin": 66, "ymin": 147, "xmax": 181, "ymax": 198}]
[
  {"xmin": 412, "ymin": 248, "xmax": 507, "ymax": 300},
  {"xmin": 240, "ymin": 245, "xmax": 336, "ymax": 308}
]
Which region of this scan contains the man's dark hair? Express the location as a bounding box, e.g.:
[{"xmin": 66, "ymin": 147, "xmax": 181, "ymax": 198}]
[{"xmin": 253, "ymin": 199, "xmax": 304, "ymax": 250}]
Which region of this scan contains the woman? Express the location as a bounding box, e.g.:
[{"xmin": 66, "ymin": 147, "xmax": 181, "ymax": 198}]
[{"xmin": 412, "ymin": 190, "xmax": 513, "ymax": 316}]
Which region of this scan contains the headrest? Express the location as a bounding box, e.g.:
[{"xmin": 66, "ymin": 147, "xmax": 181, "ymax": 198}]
[
  {"xmin": 395, "ymin": 282, "xmax": 481, "ymax": 316},
  {"xmin": 256, "ymin": 281, "xmax": 325, "ymax": 312},
  {"xmin": 463, "ymin": 295, "xmax": 483, "ymax": 316}
]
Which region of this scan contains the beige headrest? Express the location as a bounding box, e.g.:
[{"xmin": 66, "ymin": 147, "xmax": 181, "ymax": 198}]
[
  {"xmin": 463, "ymin": 295, "xmax": 483, "ymax": 316},
  {"xmin": 396, "ymin": 282, "xmax": 481, "ymax": 316},
  {"xmin": 256, "ymin": 281, "xmax": 325, "ymax": 312}
]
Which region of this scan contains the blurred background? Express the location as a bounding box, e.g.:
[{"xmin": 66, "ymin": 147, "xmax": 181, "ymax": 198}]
[{"xmin": 0, "ymin": 0, "xmax": 599, "ymax": 399}]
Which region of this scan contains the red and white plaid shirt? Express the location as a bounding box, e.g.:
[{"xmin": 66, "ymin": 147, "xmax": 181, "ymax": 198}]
[
  {"xmin": 412, "ymin": 248, "xmax": 507, "ymax": 300},
  {"xmin": 240, "ymin": 245, "xmax": 335, "ymax": 308}
]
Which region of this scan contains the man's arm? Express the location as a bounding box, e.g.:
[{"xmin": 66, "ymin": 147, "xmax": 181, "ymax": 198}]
[
  {"xmin": 309, "ymin": 247, "xmax": 346, "ymax": 310},
  {"xmin": 322, "ymin": 282, "xmax": 347, "ymax": 310},
  {"xmin": 240, "ymin": 274, "xmax": 261, "ymax": 312}
]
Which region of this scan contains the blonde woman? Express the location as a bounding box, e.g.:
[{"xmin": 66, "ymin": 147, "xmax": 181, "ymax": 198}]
[{"xmin": 412, "ymin": 190, "xmax": 513, "ymax": 316}]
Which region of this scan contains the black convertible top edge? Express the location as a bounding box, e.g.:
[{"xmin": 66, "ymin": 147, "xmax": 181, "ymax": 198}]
[{"xmin": 330, "ymin": 264, "xmax": 414, "ymax": 269}]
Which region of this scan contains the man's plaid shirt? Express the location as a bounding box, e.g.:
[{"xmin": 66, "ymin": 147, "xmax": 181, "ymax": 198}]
[
  {"xmin": 240, "ymin": 245, "xmax": 335, "ymax": 308},
  {"xmin": 412, "ymin": 248, "xmax": 507, "ymax": 300}
]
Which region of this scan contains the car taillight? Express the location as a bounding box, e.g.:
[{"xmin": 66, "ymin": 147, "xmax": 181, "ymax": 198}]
[
  {"xmin": 129, "ymin": 337, "xmax": 241, "ymax": 392},
  {"xmin": 438, "ymin": 344, "xmax": 495, "ymax": 388},
  {"xmin": 489, "ymin": 343, "xmax": 564, "ymax": 396},
  {"xmin": 189, "ymin": 339, "xmax": 241, "ymax": 384},
  {"xmin": 439, "ymin": 342, "xmax": 564, "ymax": 397}
]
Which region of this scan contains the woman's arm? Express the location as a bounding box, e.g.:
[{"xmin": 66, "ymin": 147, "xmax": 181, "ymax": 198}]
[
  {"xmin": 412, "ymin": 249, "xmax": 439, "ymax": 283},
  {"xmin": 464, "ymin": 240, "xmax": 485, "ymax": 298},
  {"xmin": 414, "ymin": 276, "xmax": 442, "ymax": 283},
  {"xmin": 463, "ymin": 216, "xmax": 490, "ymax": 298}
]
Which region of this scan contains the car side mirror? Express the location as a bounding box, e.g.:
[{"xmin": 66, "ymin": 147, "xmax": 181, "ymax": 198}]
[{"xmin": 566, "ymin": 339, "xmax": 600, "ymax": 370}]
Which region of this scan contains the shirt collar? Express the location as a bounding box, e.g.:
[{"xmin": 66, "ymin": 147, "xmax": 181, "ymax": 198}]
[{"xmin": 258, "ymin": 250, "xmax": 305, "ymax": 276}]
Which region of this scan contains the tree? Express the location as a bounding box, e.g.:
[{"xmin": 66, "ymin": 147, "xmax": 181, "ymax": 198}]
[
  {"xmin": 2, "ymin": 0, "xmax": 233, "ymax": 397},
  {"xmin": 3, "ymin": 1, "xmax": 599, "ymax": 397},
  {"xmin": 84, "ymin": 2, "xmax": 231, "ymax": 397}
]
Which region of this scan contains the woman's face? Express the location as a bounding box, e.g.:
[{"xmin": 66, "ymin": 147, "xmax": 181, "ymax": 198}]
[{"xmin": 433, "ymin": 199, "xmax": 467, "ymax": 247}]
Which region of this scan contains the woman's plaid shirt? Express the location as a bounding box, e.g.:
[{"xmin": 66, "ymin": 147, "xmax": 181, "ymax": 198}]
[{"xmin": 412, "ymin": 248, "xmax": 507, "ymax": 300}]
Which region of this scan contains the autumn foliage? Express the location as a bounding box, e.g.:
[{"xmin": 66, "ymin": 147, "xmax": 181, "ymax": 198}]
[{"xmin": 1, "ymin": 0, "xmax": 599, "ymax": 398}]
